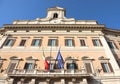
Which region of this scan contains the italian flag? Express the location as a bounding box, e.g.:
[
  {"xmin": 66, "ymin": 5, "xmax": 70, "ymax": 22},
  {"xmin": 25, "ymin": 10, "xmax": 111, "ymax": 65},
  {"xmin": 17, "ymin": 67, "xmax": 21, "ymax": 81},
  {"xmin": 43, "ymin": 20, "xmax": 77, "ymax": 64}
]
[{"xmin": 42, "ymin": 48, "xmax": 49, "ymax": 70}]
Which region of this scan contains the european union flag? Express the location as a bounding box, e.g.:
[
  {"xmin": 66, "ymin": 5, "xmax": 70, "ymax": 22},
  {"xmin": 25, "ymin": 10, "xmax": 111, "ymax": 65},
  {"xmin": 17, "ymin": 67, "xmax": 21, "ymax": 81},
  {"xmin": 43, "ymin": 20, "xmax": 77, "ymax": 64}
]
[{"xmin": 56, "ymin": 49, "xmax": 64, "ymax": 69}]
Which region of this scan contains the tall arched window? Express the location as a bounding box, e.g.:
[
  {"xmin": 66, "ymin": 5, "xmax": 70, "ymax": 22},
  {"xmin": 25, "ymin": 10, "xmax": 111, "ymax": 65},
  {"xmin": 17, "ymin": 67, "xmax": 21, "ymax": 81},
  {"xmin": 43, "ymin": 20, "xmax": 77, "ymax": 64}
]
[{"xmin": 53, "ymin": 13, "xmax": 58, "ymax": 19}]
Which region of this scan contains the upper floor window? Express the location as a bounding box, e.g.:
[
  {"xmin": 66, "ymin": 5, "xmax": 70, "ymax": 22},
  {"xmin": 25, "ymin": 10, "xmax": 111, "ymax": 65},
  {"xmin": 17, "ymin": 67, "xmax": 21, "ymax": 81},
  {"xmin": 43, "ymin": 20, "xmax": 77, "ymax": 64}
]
[
  {"xmin": 0, "ymin": 57, "xmax": 5, "ymax": 73},
  {"xmin": 107, "ymin": 41, "xmax": 117, "ymax": 49},
  {"xmin": 24, "ymin": 56, "xmax": 37, "ymax": 70},
  {"xmin": 24, "ymin": 63, "xmax": 34, "ymax": 70},
  {"xmin": 48, "ymin": 39, "xmax": 58, "ymax": 46},
  {"xmin": 4, "ymin": 39, "xmax": 15, "ymax": 46},
  {"xmin": 92, "ymin": 39, "xmax": 102, "ymax": 46},
  {"xmin": 45, "ymin": 56, "xmax": 56, "ymax": 70},
  {"xmin": 99, "ymin": 56, "xmax": 114, "ymax": 73},
  {"xmin": 65, "ymin": 39, "xmax": 74, "ymax": 47},
  {"xmin": 53, "ymin": 13, "xmax": 58, "ymax": 19},
  {"xmin": 67, "ymin": 63, "xmax": 78, "ymax": 69},
  {"xmin": 101, "ymin": 62, "xmax": 113, "ymax": 73},
  {"xmin": 82, "ymin": 56, "xmax": 94, "ymax": 73},
  {"xmin": 65, "ymin": 56, "xmax": 78, "ymax": 70},
  {"xmin": 84, "ymin": 62, "xmax": 93, "ymax": 73},
  {"xmin": 31, "ymin": 39, "xmax": 42, "ymax": 46},
  {"xmin": 19, "ymin": 39, "xmax": 26, "ymax": 46},
  {"xmin": 7, "ymin": 56, "xmax": 21, "ymax": 74},
  {"xmin": 79, "ymin": 39, "xmax": 87, "ymax": 46}
]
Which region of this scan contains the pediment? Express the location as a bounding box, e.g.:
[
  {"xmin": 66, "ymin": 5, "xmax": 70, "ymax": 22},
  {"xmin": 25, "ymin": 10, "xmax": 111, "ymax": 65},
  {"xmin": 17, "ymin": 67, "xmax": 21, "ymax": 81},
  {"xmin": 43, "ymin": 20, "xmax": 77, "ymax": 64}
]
[
  {"xmin": 98, "ymin": 56, "xmax": 109, "ymax": 60},
  {"xmin": 45, "ymin": 56, "xmax": 56, "ymax": 61},
  {"xmin": 81, "ymin": 56, "xmax": 94, "ymax": 60},
  {"xmin": 26, "ymin": 56, "xmax": 38, "ymax": 60},
  {"xmin": 65, "ymin": 56, "xmax": 78, "ymax": 61},
  {"xmin": 10, "ymin": 56, "xmax": 21, "ymax": 60}
]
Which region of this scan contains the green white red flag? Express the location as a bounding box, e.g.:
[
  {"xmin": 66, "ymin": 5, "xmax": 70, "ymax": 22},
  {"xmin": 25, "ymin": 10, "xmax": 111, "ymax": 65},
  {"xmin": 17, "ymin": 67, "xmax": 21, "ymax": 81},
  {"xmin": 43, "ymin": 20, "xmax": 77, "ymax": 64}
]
[{"xmin": 42, "ymin": 48, "xmax": 49, "ymax": 70}]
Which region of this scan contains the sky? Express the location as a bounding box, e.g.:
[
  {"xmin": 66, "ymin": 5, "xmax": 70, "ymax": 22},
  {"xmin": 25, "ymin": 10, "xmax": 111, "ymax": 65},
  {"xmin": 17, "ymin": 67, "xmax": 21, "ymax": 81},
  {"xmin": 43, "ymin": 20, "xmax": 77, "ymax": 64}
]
[{"xmin": 0, "ymin": 0, "xmax": 120, "ymax": 30}]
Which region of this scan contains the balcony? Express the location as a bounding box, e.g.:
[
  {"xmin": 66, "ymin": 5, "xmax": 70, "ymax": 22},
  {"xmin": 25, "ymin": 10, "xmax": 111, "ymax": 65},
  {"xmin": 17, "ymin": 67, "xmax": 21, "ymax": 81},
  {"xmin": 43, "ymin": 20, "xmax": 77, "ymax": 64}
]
[{"xmin": 7, "ymin": 69, "xmax": 94, "ymax": 78}]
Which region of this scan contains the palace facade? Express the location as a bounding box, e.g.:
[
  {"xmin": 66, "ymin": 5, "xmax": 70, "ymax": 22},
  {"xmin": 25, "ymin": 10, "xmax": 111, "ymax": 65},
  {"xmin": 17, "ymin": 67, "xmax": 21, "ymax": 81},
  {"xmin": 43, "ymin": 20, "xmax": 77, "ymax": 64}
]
[{"xmin": 0, "ymin": 7, "xmax": 120, "ymax": 84}]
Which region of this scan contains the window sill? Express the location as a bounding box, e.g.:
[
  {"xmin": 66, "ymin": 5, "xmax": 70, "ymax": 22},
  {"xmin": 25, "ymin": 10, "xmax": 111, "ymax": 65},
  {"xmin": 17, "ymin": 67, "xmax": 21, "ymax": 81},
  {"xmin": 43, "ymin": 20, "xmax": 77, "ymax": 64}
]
[
  {"xmin": 17, "ymin": 46, "xmax": 26, "ymax": 48},
  {"xmin": 79, "ymin": 46, "xmax": 88, "ymax": 48},
  {"xmin": 103, "ymin": 72, "xmax": 114, "ymax": 76},
  {"xmin": 3, "ymin": 46, "xmax": 12, "ymax": 48},
  {"xmin": 94, "ymin": 46, "xmax": 103, "ymax": 48},
  {"xmin": 30, "ymin": 46, "xmax": 40, "ymax": 48}
]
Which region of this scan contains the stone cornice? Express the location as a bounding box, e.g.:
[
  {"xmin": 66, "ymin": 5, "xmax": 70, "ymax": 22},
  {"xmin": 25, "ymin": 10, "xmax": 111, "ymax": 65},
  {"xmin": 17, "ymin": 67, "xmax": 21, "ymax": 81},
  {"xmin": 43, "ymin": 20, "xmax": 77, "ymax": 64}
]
[
  {"xmin": 103, "ymin": 28, "xmax": 120, "ymax": 35},
  {"xmin": 3, "ymin": 24, "xmax": 105, "ymax": 31},
  {"xmin": 104, "ymin": 28, "xmax": 120, "ymax": 33}
]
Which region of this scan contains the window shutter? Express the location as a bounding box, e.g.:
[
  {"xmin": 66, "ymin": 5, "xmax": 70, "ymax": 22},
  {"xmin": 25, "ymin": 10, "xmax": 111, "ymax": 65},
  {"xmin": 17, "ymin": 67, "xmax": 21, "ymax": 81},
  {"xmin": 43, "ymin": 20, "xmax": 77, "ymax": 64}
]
[
  {"xmin": 80, "ymin": 39, "xmax": 86, "ymax": 46},
  {"xmin": 65, "ymin": 39, "xmax": 67, "ymax": 46},
  {"xmin": 24, "ymin": 63, "xmax": 28, "ymax": 69},
  {"xmin": 92, "ymin": 39, "xmax": 95, "ymax": 46},
  {"xmin": 101, "ymin": 63, "xmax": 105, "ymax": 72},
  {"xmin": 113, "ymin": 42, "xmax": 119, "ymax": 49},
  {"xmin": 72, "ymin": 39, "xmax": 75, "ymax": 46},
  {"xmin": 99, "ymin": 39, "xmax": 102, "ymax": 46},
  {"xmin": 11, "ymin": 39, "xmax": 15, "ymax": 46},
  {"xmin": 108, "ymin": 63, "xmax": 114, "ymax": 72},
  {"xmin": 31, "ymin": 39, "xmax": 35, "ymax": 46},
  {"xmin": 20, "ymin": 40, "xmax": 26, "ymax": 46},
  {"xmin": 85, "ymin": 63, "xmax": 92, "ymax": 73},
  {"xmin": 0, "ymin": 63, "xmax": 3, "ymax": 69},
  {"xmin": 48, "ymin": 39, "xmax": 51, "ymax": 46},
  {"xmin": 56, "ymin": 39, "xmax": 58, "ymax": 46},
  {"xmin": 39, "ymin": 39, "xmax": 42, "ymax": 46},
  {"xmin": 8, "ymin": 63, "xmax": 16, "ymax": 73}
]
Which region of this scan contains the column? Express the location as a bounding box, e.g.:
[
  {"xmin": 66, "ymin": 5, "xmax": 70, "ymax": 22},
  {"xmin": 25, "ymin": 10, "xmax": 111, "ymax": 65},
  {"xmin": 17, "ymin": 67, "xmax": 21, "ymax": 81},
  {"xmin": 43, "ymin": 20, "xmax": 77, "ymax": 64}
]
[
  {"xmin": 7, "ymin": 78, "xmax": 14, "ymax": 84},
  {"xmin": 82, "ymin": 78, "xmax": 88, "ymax": 84},
  {"xmin": 46, "ymin": 78, "xmax": 50, "ymax": 84},
  {"xmin": 61, "ymin": 78, "xmax": 65, "ymax": 84},
  {"xmin": 20, "ymin": 78, "xmax": 24, "ymax": 84},
  {"xmin": 72, "ymin": 78, "xmax": 76, "ymax": 84},
  {"xmin": 30, "ymin": 79, "xmax": 35, "ymax": 84}
]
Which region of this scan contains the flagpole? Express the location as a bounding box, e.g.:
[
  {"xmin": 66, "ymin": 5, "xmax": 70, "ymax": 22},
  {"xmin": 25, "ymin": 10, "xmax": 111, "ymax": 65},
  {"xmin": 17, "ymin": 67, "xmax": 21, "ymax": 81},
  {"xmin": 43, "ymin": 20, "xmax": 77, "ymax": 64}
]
[{"xmin": 50, "ymin": 45, "xmax": 52, "ymax": 70}]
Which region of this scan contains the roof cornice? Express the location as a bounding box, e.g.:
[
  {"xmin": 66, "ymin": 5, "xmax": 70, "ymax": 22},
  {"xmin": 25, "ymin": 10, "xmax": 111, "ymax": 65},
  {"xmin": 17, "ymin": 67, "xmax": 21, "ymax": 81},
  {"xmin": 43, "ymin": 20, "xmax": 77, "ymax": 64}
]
[{"xmin": 3, "ymin": 24, "xmax": 105, "ymax": 29}]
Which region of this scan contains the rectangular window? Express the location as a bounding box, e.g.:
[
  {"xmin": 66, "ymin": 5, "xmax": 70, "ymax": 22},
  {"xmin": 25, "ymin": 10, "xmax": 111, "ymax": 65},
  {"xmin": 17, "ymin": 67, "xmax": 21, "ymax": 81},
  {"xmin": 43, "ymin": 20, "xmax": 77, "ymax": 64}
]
[
  {"xmin": 0, "ymin": 63, "xmax": 3, "ymax": 69},
  {"xmin": 92, "ymin": 39, "xmax": 102, "ymax": 46},
  {"xmin": 49, "ymin": 63, "xmax": 54, "ymax": 70},
  {"xmin": 65, "ymin": 39, "xmax": 74, "ymax": 47},
  {"xmin": 19, "ymin": 39, "xmax": 26, "ymax": 46},
  {"xmin": 4, "ymin": 39, "xmax": 15, "ymax": 46},
  {"xmin": 48, "ymin": 39, "xmax": 58, "ymax": 46},
  {"xmin": 107, "ymin": 41, "xmax": 116, "ymax": 49},
  {"xmin": 24, "ymin": 63, "xmax": 34, "ymax": 70},
  {"xmin": 7, "ymin": 63, "xmax": 16, "ymax": 73},
  {"xmin": 31, "ymin": 39, "xmax": 41, "ymax": 46},
  {"xmin": 84, "ymin": 63, "xmax": 93, "ymax": 73},
  {"xmin": 80, "ymin": 39, "xmax": 86, "ymax": 46},
  {"xmin": 119, "ymin": 42, "xmax": 120, "ymax": 45},
  {"xmin": 67, "ymin": 63, "xmax": 77, "ymax": 69},
  {"xmin": 101, "ymin": 62, "xmax": 113, "ymax": 73}
]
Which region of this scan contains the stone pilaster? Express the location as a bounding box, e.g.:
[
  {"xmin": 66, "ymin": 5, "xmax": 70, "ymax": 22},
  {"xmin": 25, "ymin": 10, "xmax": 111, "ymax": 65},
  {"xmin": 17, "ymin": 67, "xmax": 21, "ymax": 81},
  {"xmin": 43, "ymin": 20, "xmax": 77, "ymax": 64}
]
[
  {"xmin": 20, "ymin": 78, "xmax": 24, "ymax": 84},
  {"xmin": 30, "ymin": 79, "xmax": 35, "ymax": 84},
  {"xmin": 72, "ymin": 78, "xmax": 76, "ymax": 84},
  {"xmin": 46, "ymin": 78, "xmax": 50, "ymax": 84},
  {"xmin": 7, "ymin": 78, "xmax": 14, "ymax": 84},
  {"xmin": 82, "ymin": 78, "xmax": 88, "ymax": 84},
  {"xmin": 61, "ymin": 78, "xmax": 65, "ymax": 84}
]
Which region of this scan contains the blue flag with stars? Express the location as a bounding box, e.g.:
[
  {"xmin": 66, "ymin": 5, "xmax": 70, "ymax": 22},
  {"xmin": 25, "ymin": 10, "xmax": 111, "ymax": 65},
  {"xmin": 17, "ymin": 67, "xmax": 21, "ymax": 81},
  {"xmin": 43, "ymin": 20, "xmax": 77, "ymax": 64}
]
[{"xmin": 56, "ymin": 49, "xmax": 64, "ymax": 69}]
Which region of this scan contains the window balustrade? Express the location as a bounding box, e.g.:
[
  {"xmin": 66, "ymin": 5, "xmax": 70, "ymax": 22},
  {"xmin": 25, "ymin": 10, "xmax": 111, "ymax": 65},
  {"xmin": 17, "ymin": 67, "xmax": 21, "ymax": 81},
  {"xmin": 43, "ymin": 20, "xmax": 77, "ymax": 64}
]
[{"xmin": 7, "ymin": 68, "xmax": 91, "ymax": 77}]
